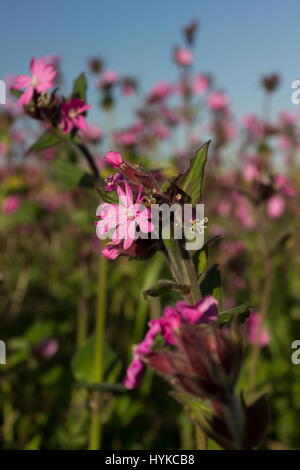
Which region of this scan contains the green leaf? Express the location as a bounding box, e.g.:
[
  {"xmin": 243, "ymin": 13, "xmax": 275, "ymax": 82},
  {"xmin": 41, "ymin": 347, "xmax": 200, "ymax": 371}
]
[
  {"xmin": 218, "ymin": 303, "xmax": 251, "ymax": 326},
  {"xmin": 174, "ymin": 141, "xmax": 210, "ymax": 205},
  {"xmin": 28, "ymin": 132, "xmax": 61, "ymax": 153},
  {"xmin": 71, "ymin": 337, "xmax": 121, "ymax": 384},
  {"xmin": 143, "ymin": 280, "xmax": 190, "ymax": 299},
  {"xmin": 72, "ymin": 73, "xmax": 87, "ymax": 101},
  {"xmin": 198, "ymin": 249, "xmax": 208, "ymax": 273},
  {"xmin": 200, "ymin": 263, "xmax": 222, "ymax": 306},
  {"xmin": 52, "ymin": 159, "xmax": 94, "ymax": 188},
  {"xmin": 96, "ymin": 186, "xmax": 119, "ymax": 204}
]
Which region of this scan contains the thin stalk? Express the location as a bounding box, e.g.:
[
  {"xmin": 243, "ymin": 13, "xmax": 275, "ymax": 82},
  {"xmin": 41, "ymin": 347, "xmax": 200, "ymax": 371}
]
[
  {"xmin": 76, "ymin": 298, "xmax": 88, "ymax": 349},
  {"xmin": 89, "ymin": 250, "xmax": 107, "ymax": 450}
]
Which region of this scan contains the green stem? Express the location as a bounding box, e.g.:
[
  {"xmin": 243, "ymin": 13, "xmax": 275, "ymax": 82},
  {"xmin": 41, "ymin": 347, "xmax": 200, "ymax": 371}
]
[{"xmin": 89, "ymin": 250, "xmax": 107, "ymax": 450}]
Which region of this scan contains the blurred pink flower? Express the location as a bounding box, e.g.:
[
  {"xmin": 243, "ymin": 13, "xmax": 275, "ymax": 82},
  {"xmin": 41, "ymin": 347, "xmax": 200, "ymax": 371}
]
[
  {"xmin": 193, "ymin": 74, "xmax": 209, "ymax": 95},
  {"xmin": 105, "ymin": 150, "xmax": 123, "ymax": 168},
  {"xmin": 247, "ymin": 313, "xmax": 270, "ymax": 346},
  {"xmin": 148, "ymin": 81, "xmax": 172, "ymax": 102},
  {"xmin": 3, "ymin": 195, "xmax": 21, "ymax": 214},
  {"xmin": 79, "ymin": 124, "xmax": 102, "ymax": 143},
  {"xmin": 274, "ymin": 174, "xmax": 295, "ymax": 197},
  {"xmin": 0, "ymin": 141, "xmax": 7, "ymax": 157},
  {"xmin": 60, "ymin": 98, "xmax": 91, "ymax": 133},
  {"xmin": 153, "ymin": 123, "xmax": 170, "ymax": 139},
  {"xmin": 278, "ymin": 135, "xmax": 292, "ymax": 150},
  {"xmin": 99, "ymin": 70, "xmax": 118, "ymax": 87},
  {"xmin": 243, "ymin": 162, "xmax": 260, "ymax": 182},
  {"xmin": 14, "ymin": 57, "xmax": 57, "ymax": 106},
  {"xmin": 207, "ymin": 92, "xmax": 228, "ymax": 111},
  {"xmin": 266, "ymin": 194, "xmax": 285, "ymax": 219},
  {"xmin": 35, "ymin": 338, "xmax": 59, "ymax": 359},
  {"xmin": 241, "ymin": 114, "xmax": 263, "ymax": 139},
  {"xmin": 174, "ymin": 47, "xmax": 193, "ymax": 66},
  {"xmin": 3, "ymin": 194, "xmax": 21, "ymax": 214}
]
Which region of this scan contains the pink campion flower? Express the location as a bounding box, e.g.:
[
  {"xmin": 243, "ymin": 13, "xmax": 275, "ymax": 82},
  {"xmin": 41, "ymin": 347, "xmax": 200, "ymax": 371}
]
[
  {"xmin": 96, "ymin": 182, "xmax": 154, "ymax": 250},
  {"xmin": 247, "ymin": 313, "xmax": 270, "ymax": 346},
  {"xmin": 124, "ymin": 357, "xmax": 146, "ymax": 389},
  {"xmin": 153, "ymin": 123, "xmax": 170, "ymax": 140},
  {"xmin": 193, "ymin": 74, "xmax": 210, "ymax": 95},
  {"xmin": 14, "ymin": 57, "xmax": 57, "ymax": 106},
  {"xmin": 278, "ymin": 135, "xmax": 292, "ymax": 150},
  {"xmin": 207, "ymin": 92, "xmax": 229, "ymax": 111},
  {"xmin": 3, "ymin": 195, "xmax": 21, "ymax": 214},
  {"xmin": 274, "ymin": 174, "xmax": 295, "ymax": 197},
  {"xmin": 241, "ymin": 114, "xmax": 264, "ymax": 139},
  {"xmin": 101, "ymin": 244, "xmax": 121, "ymax": 260},
  {"xmin": 266, "ymin": 194, "xmax": 285, "ymax": 219},
  {"xmin": 148, "ymin": 81, "xmax": 172, "ymax": 102},
  {"xmin": 113, "ymin": 130, "xmax": 138, "ymax": 147},
  {"xmin": 99, "ymin": 70, "xmax": 118, "ymax": 88},
  {"xmin": 79, "ymin": 124, "xmax": 102, "ymax": 143},
  {"xmin": 124, "ymin": 295, "xmax": 219, "ymax": 389},
  {"xmin": 279, "ymin": 111, "xmax": 295, "ymax": 126},
  {"xmin": 174, "ymin": 47, "xmax": 193, "ymax": 66},
  {"xmin": 177, "ymin": 296, "xmax": 219, "ymax": 324},
  {"xmin": 60, "ymin": 98, "xmax": 91, "ymax": 134},
  {"xmin": 243, "ymin": 162, "xmax": 260, "ymax": 182},
  {"xmin": 105, "ymin": 150, "xmax": 123, "ymax": 168},
  {"xmin": 104, "ymin": 173, "xmax": 123, "ymax": 192}
]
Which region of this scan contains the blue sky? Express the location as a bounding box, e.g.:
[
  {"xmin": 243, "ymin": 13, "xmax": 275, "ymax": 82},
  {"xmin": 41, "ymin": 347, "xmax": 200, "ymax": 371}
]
[{"xmin": 1, "ymin": 0, "xmax": 300, "ymax": 125}]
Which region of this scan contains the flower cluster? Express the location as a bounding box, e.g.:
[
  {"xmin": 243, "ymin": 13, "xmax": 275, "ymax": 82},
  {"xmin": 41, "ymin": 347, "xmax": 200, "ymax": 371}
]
[{"xmin": 13, "ymin": 57, "xmax": 91, "ymax": 135}]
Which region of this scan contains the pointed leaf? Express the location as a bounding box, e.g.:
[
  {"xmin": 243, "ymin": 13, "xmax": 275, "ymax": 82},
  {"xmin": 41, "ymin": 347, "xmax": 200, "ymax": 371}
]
[
  {"xmin": 28, "ymin": 132, "xmax": 61, "ymax": 153},
  {"xmin": 143, "ymin": 280, "xmax": 190, "ymax": 299},
  {"xmin": 72, "ymin": 73, "xmax": 87, "ymax": 101},
  {"xmin": 174, "ymin": 141, "xmax": 210, "ymax": 205},
  {"xmin": 218, "ymin": 303, "xmax": 251, "ymax": 326}
]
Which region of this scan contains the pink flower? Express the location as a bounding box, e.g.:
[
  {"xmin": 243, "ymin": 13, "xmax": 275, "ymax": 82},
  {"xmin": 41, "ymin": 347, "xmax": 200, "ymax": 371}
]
[
  {"xmin": 193, "ymin": 74, "xmax": 209, "ymax": 95},
  {"xmin": 241, "ymin": 114, "xmax": 263, "ymax": 139},
  {"xmin": 247, "ymin": 313, "xmax": 270, "ymax": 346},
  {"xmin": 3, "ymin": 195, "xmax": 21, "ymax": 214},
  {"xmin": 123, "ymin": 357, "xmax": 146, "ymax": 389},
  {"xmin": 101, "ymin": 244, "xmax": 121, "ymax": 260},
  {"xmin": 174, "ymin": 47, "xmax": 193, "ymax": 66},
  {"xmin": 207, "ymin": 92, "xmax": 228, "ymax": 111},
  {"xmin": 60, "ymin": 98, "xmax": 91, "ymax": 134},
  {"xmin": 96, "ymin": 182, "xmax": 154, "ymax": 250},
  {"xmin": 274, "ymin": 174, "xmax": 295, "ymax": 197},
  {"xmin": 104, "ymin": 173, "xmax": 123, "ymax": 192},
  {"xmin": 135, "ymin": 320, "xmax": 162, "ymax": 355},
  {"xmin": 124, "ymin": 295, "xmax": 220, "ymax": 389},
  {"xmin": 153, "ymin": 123, "xmax": 170, "ymax": 140},
  {"xmin": 79, "ymin": 124, "xmax": 102, "ymax": 143},
  {"xmin": 243, "ymin": 162, "xmax": 260, "ymax": 182},
  {"xmin": 0, "ymin": 141, "xmax": 7, "ymax": 157},
  {"xmin": 148, "ymin": 81, "xmax": 172, "ymax": 102},
  {"xmin": 14, "ymin": 57, "xmax": 57, "ymax": 106},
  {"xmin": 266, "ymin": 195, "xmax": 285, "ymax": 219},
  {"xmin": 35, "ymin": 338, "xmax": 59, "ymax": 359},
  {"xmin": 99, "ymin": 70, "xmax": 118, "ymax": 87},
  {"xmin": 105, "ymin": 151, "xmax": 123, "ymax": 168},
  {"xmin": 177, "ymin": 296, "xmax": 219, "ymax": 324}
]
